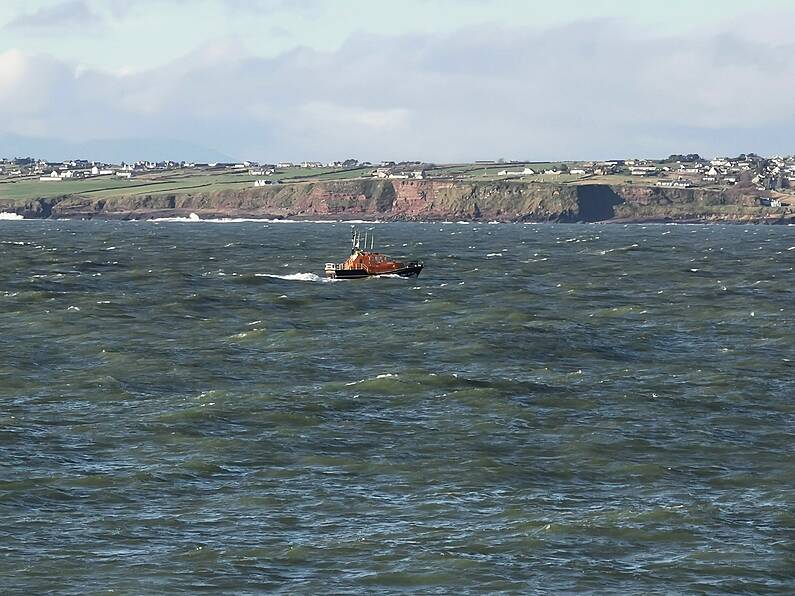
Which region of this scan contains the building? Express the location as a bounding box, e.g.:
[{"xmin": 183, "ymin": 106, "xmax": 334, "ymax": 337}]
[
  {"xmin": 39, "ymin": 170, "xmax": 62, "ymax": 181},
  {"xmin": 629, "ymin": 166, "xmax": 658, "ymax": 176},
  {"xmin": 656, "ymin": 179, "xmax": 693, "ymax": 188},
  {"xmin": 498, "ymin": 167, "xmax": 535, "ymax": 176}
]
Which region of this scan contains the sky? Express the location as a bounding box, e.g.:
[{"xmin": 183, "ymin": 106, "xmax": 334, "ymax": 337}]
[{"xmin": 0, "ymin": 0, "xmax": 793, "ymax": 163}]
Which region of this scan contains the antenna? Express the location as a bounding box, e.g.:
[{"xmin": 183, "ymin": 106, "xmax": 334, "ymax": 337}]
[{"xmin": 370, "ymin": 230, "xmax": 374, "ymax": 249}]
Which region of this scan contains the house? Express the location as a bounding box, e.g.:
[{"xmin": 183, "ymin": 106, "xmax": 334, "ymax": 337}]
[
  {"xmin": 629, "ymin": 166, "xmax": 658, "ymax": 176},
  {"xmin": 569, "ymin": 169, "xmax": 587, "ymax": 175},
  {"xmin": 375, "ymin": 168, "xmax": 390, "ymax": 178},
  {"xmin": 39, "ymin": 170, "xmax": 62, "ymax": 181},
  {"xmin": 412, "ymin": 170, "xmax": 425, "ymax": 179},
  {"xmin": 254, "ymin": 179, "xmax": 272, "ymax": 187},
  {"xmin": 116, "ymin": 171, "xmax": 132, "ymax": 179},
  {"xmin": 277, "ymin": 162, "xmax": 293, "ymax": 168},
  {"xmin": 498, "ymin": 167, "xmax": 535, "ymax": 176},
  {"xmin": 656, "ymin": 179, "xmax": 693, "ymax": 188}
]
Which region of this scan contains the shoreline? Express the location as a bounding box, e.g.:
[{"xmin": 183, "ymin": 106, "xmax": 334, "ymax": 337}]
[
  {"xmin": 1, "ymin": 178, "xmax": 793, "ymax": 225},
  {"xmin": 2, "ymin": 210, "xmax": 793, "ymax": 225}
]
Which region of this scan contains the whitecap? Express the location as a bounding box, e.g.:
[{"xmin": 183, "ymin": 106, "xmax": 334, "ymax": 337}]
[
  {"xmin": 0, "ymin": 212, "xmax": 24, "ymax": 220},
  {"xmin": 255, "ymin": 272, "xmax": 335, "ymax": 283}
]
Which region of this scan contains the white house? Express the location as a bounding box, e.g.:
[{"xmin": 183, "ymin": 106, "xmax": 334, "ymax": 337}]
[
  {"xmin": 499, "ymin": 167, "xmax": 536, "ymax": 176},
  {"xmin": 656, "ymin": 179, "xmax": 693, "ymax": 188},
  {"xmin": 39, "ymin": 170, "xmax": 62, "ymax": 181}
]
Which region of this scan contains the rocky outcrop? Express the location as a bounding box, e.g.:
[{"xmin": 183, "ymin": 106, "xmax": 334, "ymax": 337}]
[{"xmin": 1, "ymin": 179, "xmax": 792, "ymax": 224}]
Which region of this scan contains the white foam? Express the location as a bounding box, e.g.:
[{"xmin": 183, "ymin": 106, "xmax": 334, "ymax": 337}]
[
  {"xmin": 255, "ymin": 272, "xmax": 335, "ymax": 283},
  {"xmin": 0, "ymin": 212, "xmax": 24, "ymax": 220},
  {"xmin": 145, "ymin": 217, "xmax": 367, "ymax": 224},
  {"xmin": 371, "ymin": 273, "xmax": 407, "ymax": 279},
  {"xmin": 486, "ymin": 253, "xmax": 503, "ymax": 257},
  {"xmin": 147, "ymin": 216, "xmax": 268, "ymax": 223}
]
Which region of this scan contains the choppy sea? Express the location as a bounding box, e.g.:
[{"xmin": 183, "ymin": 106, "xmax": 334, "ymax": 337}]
[{"xmin": 1, "ymin": 220, "xmax": 794, "ymax": 593}]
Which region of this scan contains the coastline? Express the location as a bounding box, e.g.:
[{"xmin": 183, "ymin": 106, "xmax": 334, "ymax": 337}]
[{"xmin": 1, "ymin": 179, "xmax": 793, "ymax": 225}]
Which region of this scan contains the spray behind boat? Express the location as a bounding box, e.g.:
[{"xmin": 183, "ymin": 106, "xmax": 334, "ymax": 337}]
[{"xmin": 325, "ymin": 226, "xmax": 423, "ymax": 279}]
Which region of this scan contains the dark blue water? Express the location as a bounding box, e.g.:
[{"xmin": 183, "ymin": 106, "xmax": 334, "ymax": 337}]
[{"xmin": 1, "ymin": 220, "xmax": 794, "ymax": 593}]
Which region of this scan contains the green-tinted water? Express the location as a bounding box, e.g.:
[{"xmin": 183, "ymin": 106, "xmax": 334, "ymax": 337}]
[{"xmin": 1, "ymin": 220, "xmax": 794, "ymax": 593}]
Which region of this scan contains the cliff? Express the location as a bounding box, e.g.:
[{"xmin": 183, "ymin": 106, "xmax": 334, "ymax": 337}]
[{"xmin": 1, "ymin": 179, "xmax": 792, "ymax": 224}]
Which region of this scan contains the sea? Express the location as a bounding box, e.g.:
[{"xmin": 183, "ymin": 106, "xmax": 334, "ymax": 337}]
[{"xmin": 1, "ymin": 219, "xmax": 793, "ymax": 594}]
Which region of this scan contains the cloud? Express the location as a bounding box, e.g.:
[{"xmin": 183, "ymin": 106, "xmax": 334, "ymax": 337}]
[
  {"xmin": 1, "ymin": 16, "xmax": 795, "ymax": 162},
  {"xmin": 4, "ymin": 0, "xmax": 104, "ymax": 32}
]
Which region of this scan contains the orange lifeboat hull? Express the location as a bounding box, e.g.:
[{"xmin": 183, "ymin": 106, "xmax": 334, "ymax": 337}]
[{"xmin": 325, "ymin": 251, "xmax": 423, "ymax": 279}]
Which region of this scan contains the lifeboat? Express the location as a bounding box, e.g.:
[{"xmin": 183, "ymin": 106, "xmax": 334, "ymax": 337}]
[{"xmin": 325, "ymin": 227, "xmax": 423, "ymax": 279}]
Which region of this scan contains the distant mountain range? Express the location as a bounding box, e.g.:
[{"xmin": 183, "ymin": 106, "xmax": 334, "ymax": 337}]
[{"xmin": 0, "ymin": 133, "xmax": 237, "ymax": 163}]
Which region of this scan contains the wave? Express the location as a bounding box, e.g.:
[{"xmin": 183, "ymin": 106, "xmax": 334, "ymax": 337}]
[
  {"xmin": 145, "ymin": 216, "xmax": 381, "ymax": 224},
  {"xmin": 254, "ymin": 272, "xmax": 335, "ymax": 283},
  {"xmin": 0, "ymin": 212, "xmax": 24, "ymax": 220},
  {"xmin": 147, "ymin": 215, "xmax": 269, "ymax": 223}
]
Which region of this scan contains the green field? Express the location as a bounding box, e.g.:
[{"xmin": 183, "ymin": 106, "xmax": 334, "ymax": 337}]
[
  {"xmin": 0, "ymin": 166, "xmax": 372, "ymax": 205},
  {"xmin": 0, "ymin": 161, "xmax": 703, "ymax": 207}
]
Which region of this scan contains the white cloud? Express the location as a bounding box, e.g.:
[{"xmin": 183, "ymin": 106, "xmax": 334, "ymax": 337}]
[
  {"xmin": 3, "ymin": 0, "xmax": 103, "ymax": 32},
  {"xmin": 1, "ymin": 17, "xmax": 795, "ymax": 162}
]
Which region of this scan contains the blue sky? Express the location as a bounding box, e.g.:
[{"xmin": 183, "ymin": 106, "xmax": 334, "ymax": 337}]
[{"xmin": 1, "ymin": 0, "xmax": 793, "ymax": 162}]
